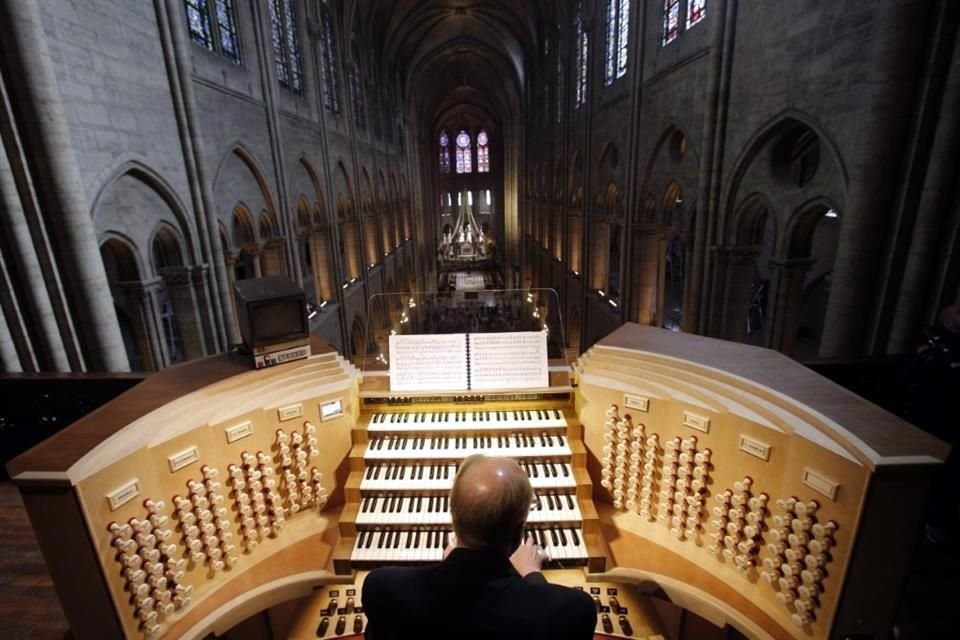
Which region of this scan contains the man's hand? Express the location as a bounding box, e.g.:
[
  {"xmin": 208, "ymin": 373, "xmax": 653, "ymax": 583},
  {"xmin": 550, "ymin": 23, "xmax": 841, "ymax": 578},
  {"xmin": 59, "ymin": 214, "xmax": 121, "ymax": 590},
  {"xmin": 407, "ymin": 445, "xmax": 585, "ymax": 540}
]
[
  {"xmin": 510, "ymin": 534, "xmax": 547, "ymax": 577},
  {"xmin": 443, "ymin": 532, "xmax": 458, "ymax": 560}
]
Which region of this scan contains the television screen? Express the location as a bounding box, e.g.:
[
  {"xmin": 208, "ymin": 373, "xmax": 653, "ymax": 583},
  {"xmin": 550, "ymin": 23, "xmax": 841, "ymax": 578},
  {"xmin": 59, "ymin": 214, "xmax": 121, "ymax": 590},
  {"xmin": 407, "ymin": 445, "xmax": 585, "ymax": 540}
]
[{"xmin": 252, "ymin": 299, "xmax": 305, "ymax": 343}]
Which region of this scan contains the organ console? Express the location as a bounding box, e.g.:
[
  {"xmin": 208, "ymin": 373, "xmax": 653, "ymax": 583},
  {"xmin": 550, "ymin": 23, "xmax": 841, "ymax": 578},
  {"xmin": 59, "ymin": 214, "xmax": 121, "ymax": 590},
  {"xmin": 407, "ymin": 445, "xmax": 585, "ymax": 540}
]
[{"xmin": 7, "ymin": 323, "xmax": 948, "ymax": 639}]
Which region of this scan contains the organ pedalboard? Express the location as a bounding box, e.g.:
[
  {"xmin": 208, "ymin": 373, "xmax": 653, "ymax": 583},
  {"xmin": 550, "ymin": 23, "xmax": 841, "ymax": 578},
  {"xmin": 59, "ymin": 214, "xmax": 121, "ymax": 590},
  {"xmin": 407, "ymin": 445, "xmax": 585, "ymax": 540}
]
[{"xmin": 7, "ymin": 325, "xmax": 949, "ymax": 640}]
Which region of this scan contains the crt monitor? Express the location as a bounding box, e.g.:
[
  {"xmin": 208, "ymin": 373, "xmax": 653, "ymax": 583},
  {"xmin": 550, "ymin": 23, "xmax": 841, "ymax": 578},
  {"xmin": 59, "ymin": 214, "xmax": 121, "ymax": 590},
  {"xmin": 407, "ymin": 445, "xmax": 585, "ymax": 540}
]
[{"xmin": 234, "ymin": 276, "xmax": 308, "ymax": 352}]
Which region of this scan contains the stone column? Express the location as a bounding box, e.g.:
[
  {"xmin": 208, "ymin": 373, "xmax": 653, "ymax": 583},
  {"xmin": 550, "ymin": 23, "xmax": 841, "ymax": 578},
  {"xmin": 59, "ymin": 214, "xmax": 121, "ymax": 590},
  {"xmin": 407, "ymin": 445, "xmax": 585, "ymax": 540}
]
[
  {"xmin": 0, "ymin": 268, "xmax": 22, "ymax": 371},
  {"xmin": 708, "ymin": 246, "xmax": 760, "ymax": 342},
  {"xmin": 1, "ymin": 0, "xmax": 127, "ymax": 370},
  {"xmin": 765, "ymin": 257, "xmax": 815, "ymax": 356},
  {"xmin": 310, "ymin": 229, "xmax": 334, "ymax": 301},
  {"xmin": 160, "ymin": 266, "xmax": 208, "ymax": 360},
  {"xmin": 588, "ymin": 221, "xmax": 609, "ymax": 292},
  {"xmin": 343, "ymin": 222, "xmax": 362, "ymax": 280},
  {"xmin": 118, "ymin": 280, "xmax": 167, "ymax": 371},
  {"xmin": 224, "ymin": 254, "xmax": 241, "ymax": 342},
  {"xmin": 0, "ymin": 121, "xmax": 71, "ymax": 371},
  {"xmin": 247, "ymin": 247, "xmax": 263, "ymax": 279},
  {"xmin": 261, "ymin": 239, "xmax": 287, "ymax": 277},
  {"xmin": 630, "ymin": 226, "xmax": 662, "ymax": 325}
]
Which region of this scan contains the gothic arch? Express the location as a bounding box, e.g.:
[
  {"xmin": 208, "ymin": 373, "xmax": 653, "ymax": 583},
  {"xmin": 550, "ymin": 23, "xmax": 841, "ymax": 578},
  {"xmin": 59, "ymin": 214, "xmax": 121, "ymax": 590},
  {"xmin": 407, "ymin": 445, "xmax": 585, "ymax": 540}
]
[
  {"xmin": 231, "ymin": 205, "xmax": 256, "ymax": 248},
  {"xmin": 785, "ymin": 196, "xmax": 841, "ymax": 258},
  {"xmin": 297, "ymin": 154, "xmax": 325, "ymax": 205},
  {"xmin": 148, "ymin": 222, "xmax": 186, "ymax": 275},
  {"xmin": 722, "ymin": 111, "xmax": 848, "ymax": 243},
  {"xmin": 732, "ymin": 192, "xmax": 778, "ymax": 248},
  {"xmin": 99, "ymin": 233, "xmax": 143, "ymax": 282},
  {"xmin": 213, "ymin": 143, "xmax": 279, "ymax": 224},
  {"xmin": 259, "ymin": 210, "xmax": 278, "ymax": 239},
  {"xmin": 638, "ymin": 120, "xmax": 700, "ymax": 211},
  {"xmin": 90, "ymin": 161, "xmax": 197, "ymax": 264}
]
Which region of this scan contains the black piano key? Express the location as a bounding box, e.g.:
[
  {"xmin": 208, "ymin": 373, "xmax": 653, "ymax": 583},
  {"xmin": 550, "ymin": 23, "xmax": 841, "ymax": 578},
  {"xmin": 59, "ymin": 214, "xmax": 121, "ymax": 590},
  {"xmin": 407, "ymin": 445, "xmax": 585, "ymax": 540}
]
[
  {"xmin": 550, "ymin": 528, "xmax": 560, "ymax": 546},
  {"xmin": 565, "ymin": 494, "xmax": 574, "ymax": 509},
  {"xmin": 558, "ymin": 528, "xmax": 568, "ymax": 545},
  {"xmin": 561, "ymin": 463, "xmax": 570, "ymax": 477},
  {"xmin": 571, "ymin": 528, "xmax": 580, "ymax": 545}
]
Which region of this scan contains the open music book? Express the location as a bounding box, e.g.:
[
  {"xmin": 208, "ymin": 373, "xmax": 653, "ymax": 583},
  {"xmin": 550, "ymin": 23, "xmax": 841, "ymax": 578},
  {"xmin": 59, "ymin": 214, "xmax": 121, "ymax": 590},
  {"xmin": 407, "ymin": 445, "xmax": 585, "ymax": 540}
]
[{"xmin": 388, "ymin": 331, "xmax": 550, "ymax": 392}]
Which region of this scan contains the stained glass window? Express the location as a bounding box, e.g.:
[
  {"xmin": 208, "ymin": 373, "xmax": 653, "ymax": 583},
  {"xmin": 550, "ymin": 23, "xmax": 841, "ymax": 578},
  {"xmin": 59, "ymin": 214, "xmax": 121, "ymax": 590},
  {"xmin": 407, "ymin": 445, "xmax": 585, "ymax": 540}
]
[
  {"xmin": 687, "ymin": 0, "xmax": 706, "ymax": 28},
  {"xmin": 663, "ymin": 0, "xmax": 681, "ymax": 45},
  {"xmin": 477, "ymin": 130, "xmax": 490, "ymax": 173},
  {"xmin": 185, "ymin": 1, "xmax": 241, "ymax": 63},
  {"xmin": 269, "ymin": 0, "xmax": 303, "ymax": 93},
  {"xmin": 319, "ymin": 2, "xmax": 340, "ymax": 112},
  {"xmin": 575, "ymin": 5, "xmax": 588, "ymax": 109},
  {"xmin": 617, "ymin": 1, "xmax": 630, "ymax": 78},
  {"xmin": 216, "ymin": 0, "xmax": 240, "ymax": 62},
  {"xmin": 349, "ymin": 33, "xmax": 365, "ymax": 128},
  {"xmin": 605, "ymin": 1, "xmax": 617, "ymax": 84},
  {"xmin": 556, "ymin": 56, "xmax": 564, "ymax": 124},
  {"xmin": 283, "ymin": 0, "xmax": 303, "ymax": 92},
  {"xmin": 185, "ymin": 1, "xmax": 213, "ymax": 50},
  {"xmin": 439, "ymin": 131, "xmax": 451, "ymax": 174},
  {"xmin": 456, "ymin": 131, "xmax": 472, "ymax": 174}
]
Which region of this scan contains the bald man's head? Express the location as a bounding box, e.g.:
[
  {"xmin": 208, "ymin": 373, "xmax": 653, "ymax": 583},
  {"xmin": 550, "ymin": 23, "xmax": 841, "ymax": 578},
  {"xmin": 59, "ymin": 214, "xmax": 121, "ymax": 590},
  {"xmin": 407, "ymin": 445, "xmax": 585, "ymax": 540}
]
[{"xmin": 450, "ymin": 455, "xmax": 533, "ymax": 554}]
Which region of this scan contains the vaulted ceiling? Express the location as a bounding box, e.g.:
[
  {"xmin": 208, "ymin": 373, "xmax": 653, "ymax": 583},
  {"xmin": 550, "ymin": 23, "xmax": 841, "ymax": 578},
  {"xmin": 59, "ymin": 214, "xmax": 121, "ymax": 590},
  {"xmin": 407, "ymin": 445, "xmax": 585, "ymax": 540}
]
[{"xmin": 358, "ymin": 0, "xmax": 564, "ymax": 132}]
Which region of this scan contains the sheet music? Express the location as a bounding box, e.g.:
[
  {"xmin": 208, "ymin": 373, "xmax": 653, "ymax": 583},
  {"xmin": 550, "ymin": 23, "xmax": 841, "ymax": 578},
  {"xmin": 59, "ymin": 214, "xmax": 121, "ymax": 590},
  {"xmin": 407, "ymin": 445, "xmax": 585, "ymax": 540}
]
[
  {"xmin": 469, "ymin": 332, "xmax": 549, "ymax": 391},
  {"xmin": 389, "ymin": 334, "xmax": 468, "ymax": 391}
]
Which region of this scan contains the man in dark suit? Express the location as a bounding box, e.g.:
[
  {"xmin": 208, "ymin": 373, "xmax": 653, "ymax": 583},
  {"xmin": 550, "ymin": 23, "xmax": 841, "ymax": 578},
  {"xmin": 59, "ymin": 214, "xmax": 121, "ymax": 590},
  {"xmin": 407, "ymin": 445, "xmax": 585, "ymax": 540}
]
[{"xmin": 362, "ymin": 454, "xmax": 597, "ymax": 639}]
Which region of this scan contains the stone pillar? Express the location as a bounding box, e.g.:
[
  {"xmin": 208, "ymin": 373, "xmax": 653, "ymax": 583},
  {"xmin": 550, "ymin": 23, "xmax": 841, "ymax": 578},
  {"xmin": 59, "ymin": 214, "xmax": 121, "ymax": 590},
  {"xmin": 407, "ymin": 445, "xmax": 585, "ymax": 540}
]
[
  {"xmin": 118, "ymin": 280, "xmax": 167, "ymax": 371},
  {"xmin": 765, "ymin": 257, "xmax": 815, "ymax": 356},
  {"xmin": 190, "ymin": 264, "xmax": 218, "ymax": 353},
  {"xmin": 708, "ymin": 246, "xmax": 760, "ymax": 342},
  {"xmin": 311, "ymin": 230, "xmax": 334, "ymax": 301},
  {"xmin": 630, "ymin": 226, "xmax": 662, "ymax": 325},
  {"xmin": 588, "ymin": 221, "xmax": 609, "ymax": 292},
  {"xmin": 261, "ymin": 240, "xmax": 286, "ymax": 277},
  {"xmin": 247, "ymin": 247, "xmax": 263, "ymax": 279},
  {"xmin": 0, "ymin": 124, "xmax": 70, "ymax": 371},
  {"xmin": 160, "ymin": 266, "xmax": 208, "ymax": 360},
  {"xmin": 343, "ymin": 221, "xmax": 361, "ymax": 280},
  {"xmin": 1, "ymin": 0, "xmax": 128, "ymax": 370},
  {"xmin": 224, "ymin": 254, "xmax": 241, "ymax": 341},
  {"xmin": 0, "ymin": 285, "xmax": 22, "ymax": 372}
]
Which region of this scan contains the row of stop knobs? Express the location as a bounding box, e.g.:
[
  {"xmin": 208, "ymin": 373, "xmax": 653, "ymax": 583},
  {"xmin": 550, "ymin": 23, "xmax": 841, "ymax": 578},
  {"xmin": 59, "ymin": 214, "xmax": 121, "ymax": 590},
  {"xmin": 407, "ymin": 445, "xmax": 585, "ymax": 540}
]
[
  {"xmin": 174, "ymin": 466, "xmax": 237, "ymax": 571},
  {"xmin": 707, "ymin": 477, "xmax": 767, "ymax": 573},
  {"xmin": 229, "ymin": 452, "xmax": 287, "ymax": 549},
  {"xmin": 762, "ymin": 497, "xmax": 837, "ymax": 628},
  {"xmin": 107, "ymin": 499, "xmax": 191, "ymax": 638}
]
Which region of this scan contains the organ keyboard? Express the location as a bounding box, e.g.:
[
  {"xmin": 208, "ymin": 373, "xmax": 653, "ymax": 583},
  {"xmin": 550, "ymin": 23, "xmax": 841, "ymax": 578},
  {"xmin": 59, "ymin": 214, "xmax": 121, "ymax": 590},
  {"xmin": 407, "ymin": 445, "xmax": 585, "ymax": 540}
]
[
  {"xmin": 354, "ymin": 492, "xmax": 582, "ymax": 525},
  {"xmin": 363, "ymin": 432, "xmax": 572, "ymax": 459},
  {"xmin": 367, "ymin": 409, "xmax": 567, "ymax": 430},
  {"xmin": 7, "ymin": 325, "xmax": 948, "ymax": 640},
  {"xmin": 336, "ymin": 395, "xmax": 602, "ymax": 573},
  {"xmin": 358, "ymin": 461, "xmax": 578, "ymax": 491}
]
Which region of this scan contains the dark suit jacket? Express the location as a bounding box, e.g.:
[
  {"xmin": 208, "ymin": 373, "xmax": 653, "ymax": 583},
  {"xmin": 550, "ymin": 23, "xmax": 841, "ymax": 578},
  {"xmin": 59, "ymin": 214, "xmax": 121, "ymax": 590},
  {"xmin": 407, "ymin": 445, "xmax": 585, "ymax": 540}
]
[{"xmin": 362, "ymin": 548, "xmax": 597, "ymax": 640}]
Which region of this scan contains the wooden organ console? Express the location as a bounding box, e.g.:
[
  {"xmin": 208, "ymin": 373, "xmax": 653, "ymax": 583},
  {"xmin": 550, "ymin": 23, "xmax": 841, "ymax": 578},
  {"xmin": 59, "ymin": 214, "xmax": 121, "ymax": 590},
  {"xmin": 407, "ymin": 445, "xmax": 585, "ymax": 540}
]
[{"xmin": 8, "ymin": 324, "xmax": 947, "ymax": 640}]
